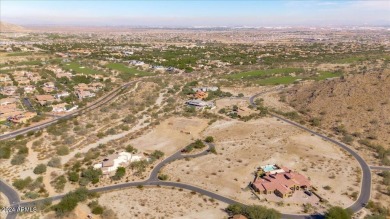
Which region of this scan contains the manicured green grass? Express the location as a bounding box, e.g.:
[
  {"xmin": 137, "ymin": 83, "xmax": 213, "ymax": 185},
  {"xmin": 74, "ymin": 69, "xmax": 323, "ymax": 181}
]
[
  {"xmin": 62, "ymin": 62, "xmax": 104, "ymax": 75},
  {"xmin": 226, "ymin": 68, "xmax": 304, "ymax": 79},
  {"xmin": 255, "ymin": 72, "xmax": 341, "ymax": 85},
  {"xmin": 314, "ymin": 71, "xmax": 342, "ymax": 81},
  {"xmin": 106, "ymin": 63, "xmax": 154, "ymax": 77},
  {"xmin": 256, "ymin": 76, "xmax": 298, "ymax": 85}
]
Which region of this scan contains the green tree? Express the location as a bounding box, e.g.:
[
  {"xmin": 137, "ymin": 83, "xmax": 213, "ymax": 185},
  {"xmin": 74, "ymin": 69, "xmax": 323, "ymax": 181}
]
[
  {"xmin": 125, "ymin": 145, "xmax": 137, "ymax": 153},
  {"xmin": 80, "ymin": 168, "xmax": 102, "ymax": 185},
  {"xmin": 112, "ymin": 167, "xmax": 126, "ymax": 180},
  {"xmin": 325, "ymin": 206, "xmax": 352, "ymax": 219}
]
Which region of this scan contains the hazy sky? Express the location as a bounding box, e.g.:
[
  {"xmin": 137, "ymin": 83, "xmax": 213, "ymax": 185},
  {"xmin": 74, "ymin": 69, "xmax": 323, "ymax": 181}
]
[{"xmin": 1, "ymin": 0, "xmax": 389, "ymax": 27}]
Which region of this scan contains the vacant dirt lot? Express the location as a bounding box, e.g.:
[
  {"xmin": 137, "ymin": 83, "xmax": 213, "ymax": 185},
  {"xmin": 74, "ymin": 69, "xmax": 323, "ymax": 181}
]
[
  {"xmin": 128, "ymin": 117, "xmax": 209, "ymax": 156},
  {"xmin": 162, "ymin": 117, "xmax": 360, "ymax": 213},
  {"xmin": 98, "ymin": 187, "xmax": 228, "ymax": 219}
]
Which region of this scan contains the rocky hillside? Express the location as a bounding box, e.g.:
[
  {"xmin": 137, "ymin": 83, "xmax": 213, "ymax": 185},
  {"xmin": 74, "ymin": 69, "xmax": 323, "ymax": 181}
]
[
  {"xmin": 284, "ymin": 71, "xmax": 390, "ymax": 150},
  {"xmin": 0, "ymin": 21, "xmax": 27, "ymax": 32}
]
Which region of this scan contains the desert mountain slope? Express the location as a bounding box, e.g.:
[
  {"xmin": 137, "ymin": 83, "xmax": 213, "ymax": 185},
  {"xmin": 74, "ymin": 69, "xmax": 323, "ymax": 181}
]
[
  {"xmin": 0, "ymin": 21, "xmax": 28, "ymax": 32},
  {"xmin": 285, "ymin": 71, "xmax": 390, "ymax": 148}
]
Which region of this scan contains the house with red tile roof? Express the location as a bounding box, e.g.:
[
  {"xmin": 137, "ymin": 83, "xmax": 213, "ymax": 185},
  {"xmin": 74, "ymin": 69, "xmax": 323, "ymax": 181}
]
[{"xmin": 252, "ymin": 166, "xmax": 310, "ymax": 198}]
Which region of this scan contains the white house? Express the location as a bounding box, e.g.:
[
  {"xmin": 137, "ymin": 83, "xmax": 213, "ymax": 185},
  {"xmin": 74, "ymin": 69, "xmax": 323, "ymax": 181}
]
[
  {"xmin": 94, "ymin": 152, "xmax": 142, "ymax": 174},
  {"xmin": 185, "ymin": 99, "xmax": 214, "ymax": 108},
  {"xmin": 55, "ymin": 91, "xmax": 70, "ymax": 99},
  {"xmin": 52, "ymin": 103, "xmax": 67, "ymax": 113}
]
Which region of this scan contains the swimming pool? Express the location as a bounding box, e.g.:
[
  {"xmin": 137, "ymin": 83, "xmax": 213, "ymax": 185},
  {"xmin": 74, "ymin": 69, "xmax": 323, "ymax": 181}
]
[{"xmin": 261, "ymin": 164, "xmax": 277, "ymax": 172}]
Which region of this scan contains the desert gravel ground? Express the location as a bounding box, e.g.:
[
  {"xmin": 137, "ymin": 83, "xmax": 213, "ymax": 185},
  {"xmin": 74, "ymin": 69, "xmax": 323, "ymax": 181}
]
[{"xmin": 99, "ymin": 187, "xmax": 228, "ymax": 219}]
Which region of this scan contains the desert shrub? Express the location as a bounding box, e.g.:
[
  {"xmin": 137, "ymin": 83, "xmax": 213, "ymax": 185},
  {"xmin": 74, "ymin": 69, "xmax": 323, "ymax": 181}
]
[
  {"xmin": 122, "ymin": 115, "xmax": 136, "ymax": 124},
  {"xmin": 158, "ymin": 174, "xmax": 169, "ymax": 181},
  {"xmin": 92, "ymin": 206, "xmax": 104, "ymax": 215},
  {"xmin": 13, "ymin": 177, "xmax": 33, "ymax": 190},
  {"xmin": 68, "ymin": 171, "xmax": 80, "ymax": 182},
  {"xmin": 11, "ymin": 154, "xmax": 27, "ymax": 165},
  {"xmin": 129, "ymin": 160, "xmax": 149, "ymax": 175},
  {"xmin": 56, "ymin": 146, "xmax": 70, "ymax": 156},
  {"xmin": 0, "ymin": 144, "xmax": 11, "ymax": 159},
  {"xmin": 52, "ymin": 187, "xmax": 92, "ymax": 216},
  {"xmin": 342, "ymin": 135, "xmax": 354, "ymax": 144},
  {"xmin": 101, "ymin": 209, "xmax": 118, "ymax": 219},
  {"xmin": 150, "ymin": 150, "xmax": 164, "ymax": 160},
  {"xmin": 47, "ymin": 157, "xmax": 62, "ymax": 168},
  {"xmin": 51, "ymin": 175, "xmax": 67, "ymax": 192},
  {"xmin": 226, "ymin": 203, "xmax": 281, "ymax": 219},
  {"xmin": 24, "ymin": 191, "xmax": 40, "ymax": 199},
  {"xmin": 205, "ymin": 136, "xmax": 214, "ymax": 143},
  {"xmin": 310, "ymin": 118, "xmax": 321, "ymax": 126},
  {"xmin": 33, "ymin": 164, "xmax": 47, "ymax": 174}
]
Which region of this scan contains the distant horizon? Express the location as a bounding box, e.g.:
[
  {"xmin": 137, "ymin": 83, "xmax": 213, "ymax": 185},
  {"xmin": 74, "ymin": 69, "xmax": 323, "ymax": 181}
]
[{"xmin": 1, "ymin": 0, "xmax": 389, "ymax": 27}]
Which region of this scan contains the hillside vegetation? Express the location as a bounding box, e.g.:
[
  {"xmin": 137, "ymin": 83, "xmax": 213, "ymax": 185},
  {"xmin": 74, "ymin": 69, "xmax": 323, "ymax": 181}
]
[{"xmin": 284, "ymin": 71, "xmax": 390, "ymax": 152}]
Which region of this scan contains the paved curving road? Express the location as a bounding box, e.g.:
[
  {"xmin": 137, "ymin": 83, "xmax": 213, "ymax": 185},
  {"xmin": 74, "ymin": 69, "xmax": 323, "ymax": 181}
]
[{"xmin": 250, "ymin": 92, "xmax": 371, "ymax": 213}]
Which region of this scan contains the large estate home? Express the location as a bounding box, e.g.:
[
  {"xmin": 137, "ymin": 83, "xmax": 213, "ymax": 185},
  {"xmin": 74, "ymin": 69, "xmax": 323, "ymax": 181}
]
[{"xmin": 251, "ymin": 164, "xmax": 311, "ymax": 198}]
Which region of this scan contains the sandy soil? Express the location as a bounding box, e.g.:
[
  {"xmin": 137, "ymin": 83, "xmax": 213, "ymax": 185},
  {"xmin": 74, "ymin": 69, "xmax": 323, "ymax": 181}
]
[
  {"xmin": 370, "ymin": 170, "xmax": 390, "ymax": 209},
  {"xmin": 221, "ymin": 86, "xmax": 269, "ymax": 97},
  {"xmin": 98, "ymin": 187, "xmax": 228, "ymax": 219},
  {"xmin": 261, "ymin": 91, "xmax": 297, "ymax": 112},
  {"xmin": 0, "ymin": 192, "xmax": 9, "ymax": 219},
  {"xmin": 215, "ymin": 98, "xmax": 256, "ymax": 117},
  {"xmin": 128, "ymin": 117, "xmax": 209, "ymax": 156},
  {"xmin": 162, "ymin": 117, "xmax": 360, "ymax": 214}
]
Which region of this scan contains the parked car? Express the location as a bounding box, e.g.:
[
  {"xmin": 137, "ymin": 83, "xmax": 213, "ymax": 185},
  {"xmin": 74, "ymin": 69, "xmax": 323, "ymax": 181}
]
[{"xmin": 304, "ymin": 190, "xmax": 312, "ymax": 196}]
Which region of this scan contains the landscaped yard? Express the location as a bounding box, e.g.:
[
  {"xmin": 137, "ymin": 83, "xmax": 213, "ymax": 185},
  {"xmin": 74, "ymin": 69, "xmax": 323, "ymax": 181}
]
[{"xmin": 106, "ymin": 63, "xmax": 155, "ymax": 77}]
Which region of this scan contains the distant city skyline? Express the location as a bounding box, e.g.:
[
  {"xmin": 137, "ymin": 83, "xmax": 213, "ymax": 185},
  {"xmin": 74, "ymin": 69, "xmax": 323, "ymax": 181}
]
[{"xmin": 1, "ymin": 0, "xmax": 389, "ymax": 27}]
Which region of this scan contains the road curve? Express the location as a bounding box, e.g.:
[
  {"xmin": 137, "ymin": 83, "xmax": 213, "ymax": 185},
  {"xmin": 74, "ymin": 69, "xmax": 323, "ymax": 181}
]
[
  {"xmin": 0, "ymin": 180, "xmax": 20, "ymax": 219},
  {"xmin": 250, "ymin": 92, "xmax": 371, "ymax": 213}
]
